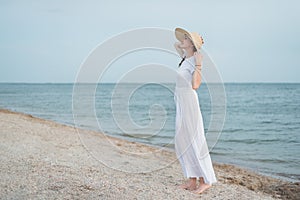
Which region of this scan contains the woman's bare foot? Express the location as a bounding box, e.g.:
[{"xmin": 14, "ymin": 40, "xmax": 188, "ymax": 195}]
[
  {"xmin": 179, "ymin": 182, "xmax": 197, "ymax": 191},
  {"xmin": 178, "ymin": 178, "xmax": 197, "ymax": 191},
  {"xmin": 192, "ymin": 183, "xmax": 212, "ymax": 194}
]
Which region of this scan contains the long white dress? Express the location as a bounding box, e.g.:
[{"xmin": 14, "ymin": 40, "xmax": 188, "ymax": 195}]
[{"xmin": 174, "ymin": 53, "xmax": 217, "ymax": 184}]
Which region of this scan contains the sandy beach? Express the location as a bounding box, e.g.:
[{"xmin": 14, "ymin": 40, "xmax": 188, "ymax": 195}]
[{"xmin": 0, "ymin": 108, "xmax": 299, "ymax": 199}]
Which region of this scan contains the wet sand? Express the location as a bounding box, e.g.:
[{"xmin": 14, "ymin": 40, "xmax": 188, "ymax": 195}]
[{"xmin": 0, "ymin": 109, "xmax": 299, "ymax": 199}]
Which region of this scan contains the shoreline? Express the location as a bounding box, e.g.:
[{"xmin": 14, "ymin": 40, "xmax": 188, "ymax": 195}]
[{"xmin": 0, "ymin": 108, "xmax": 299, "ymax": 199}]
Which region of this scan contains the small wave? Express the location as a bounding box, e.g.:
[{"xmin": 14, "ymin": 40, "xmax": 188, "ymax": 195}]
[
  {"xmin": 274, "ymin": 173, "xmax": 300, "ymax": 182},
  {"xmin": 221, "ymin": 138, "xmax": 286, "ymax": 144},
  {"xmin": 222, "ymin": 139, "xmax": 258, "ymax": 144},
  {"xmin": 121, "ymin": 133, "xmax": 172, "ymax": 139},
  {"xmin": 247, "ymin": 158, "xmax": 287, "ymax": 164},
  {"xmin": 286, "ymin": 140, "xmax": 300, "ymax": 144},
  {"xmin": 278, "ymin": 122, "xmax": 294, "ymax": 126},
  {"xmin": 210, "ymin": 151, "xmax": 228, "ymax": 156},
  {"xmin": 153, "ymin": 143, "xmax": 174, "ymax": 149},
  {"xmin": 261, "ymin": 120, "xmax": 273, "ymax": 124},
  {"xmin": 222, "ymin": 128, "xmax": 244, "ymax": 133}
]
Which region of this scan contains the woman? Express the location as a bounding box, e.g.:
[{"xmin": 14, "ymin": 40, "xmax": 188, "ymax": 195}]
[{"xmin": 173, "ymin": 27, "xmax": 217, "ymax": 194}]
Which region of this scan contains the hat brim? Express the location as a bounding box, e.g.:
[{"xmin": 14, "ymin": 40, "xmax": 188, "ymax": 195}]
[
  {"xmin": 175, "ymin": 27, "xmax": 202, "ymax": 51},
  {"xmin": 175, "ymin": 27, "xmax": 191, "ymax": 42}
]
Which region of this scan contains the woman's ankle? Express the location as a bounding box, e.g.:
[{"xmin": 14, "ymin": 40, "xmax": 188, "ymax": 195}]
[{"xmin": 198, "ymin": 177, "xmax": 204, "ymax": 184}]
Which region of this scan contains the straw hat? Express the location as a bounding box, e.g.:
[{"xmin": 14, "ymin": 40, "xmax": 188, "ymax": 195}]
[{"xmin": 175, "ymin": 27, "xmax": 204, "ymax": 50}]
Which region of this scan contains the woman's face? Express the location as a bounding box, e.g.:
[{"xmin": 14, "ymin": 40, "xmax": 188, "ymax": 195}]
[{"xmin": 180, "ymin": 34, "xmax": 194, "ymax": 49}]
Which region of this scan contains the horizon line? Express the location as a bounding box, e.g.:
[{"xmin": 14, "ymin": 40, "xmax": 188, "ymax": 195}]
[{"xmin": 0, "ymin": 81, "xmax": 299, "ymax": 84}]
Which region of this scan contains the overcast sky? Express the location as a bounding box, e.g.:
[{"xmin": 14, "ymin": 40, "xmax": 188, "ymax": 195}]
[{"xmin": 1, "ymin": 0, "xmax": 299, "ymax": 83}]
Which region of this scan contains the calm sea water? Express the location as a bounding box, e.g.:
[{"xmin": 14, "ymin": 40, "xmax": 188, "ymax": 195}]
[{"xmin": 0, "ymin": 83, "xmax": 299, "ymax": 182}]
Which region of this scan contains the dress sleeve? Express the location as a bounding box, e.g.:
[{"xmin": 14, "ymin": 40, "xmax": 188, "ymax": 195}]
[
  {"xmin": 187, "ymin": 58, "xmax": 196, "ymax": 74},
  {"xmin": 188, "ymin": 65, "xmax": 195, "ymax": 74}
]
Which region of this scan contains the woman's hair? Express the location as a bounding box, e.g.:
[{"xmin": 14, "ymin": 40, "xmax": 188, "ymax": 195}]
[
  {"xmin": 192, "ymin": 45, "xmax": 197, "ymax": 52},
  {"xmin": 192, "ymin": 36, "xmax": 204, "ymax": 52}
]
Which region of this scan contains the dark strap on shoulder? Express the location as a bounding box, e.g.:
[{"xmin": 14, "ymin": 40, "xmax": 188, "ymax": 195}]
[{"xmin": 178, "ymin": 56, "xmax": 186, "ymax": 67}]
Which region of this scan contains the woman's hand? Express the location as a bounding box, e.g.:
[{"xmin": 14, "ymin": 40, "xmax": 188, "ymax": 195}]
[{"xmin": 194, "ymin": 51, "xmax": 203, "ymax": 66}]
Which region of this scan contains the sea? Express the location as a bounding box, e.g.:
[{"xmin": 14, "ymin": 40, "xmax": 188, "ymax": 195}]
[{"xmin": 0, "ymin": 82, "xmax": 299, "ymax": 182}]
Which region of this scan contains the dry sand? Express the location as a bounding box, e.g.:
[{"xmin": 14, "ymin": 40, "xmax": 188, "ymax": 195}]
[{"xmin": 0, "ymin": 109, "xmax": 299, "ymax": 199}]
